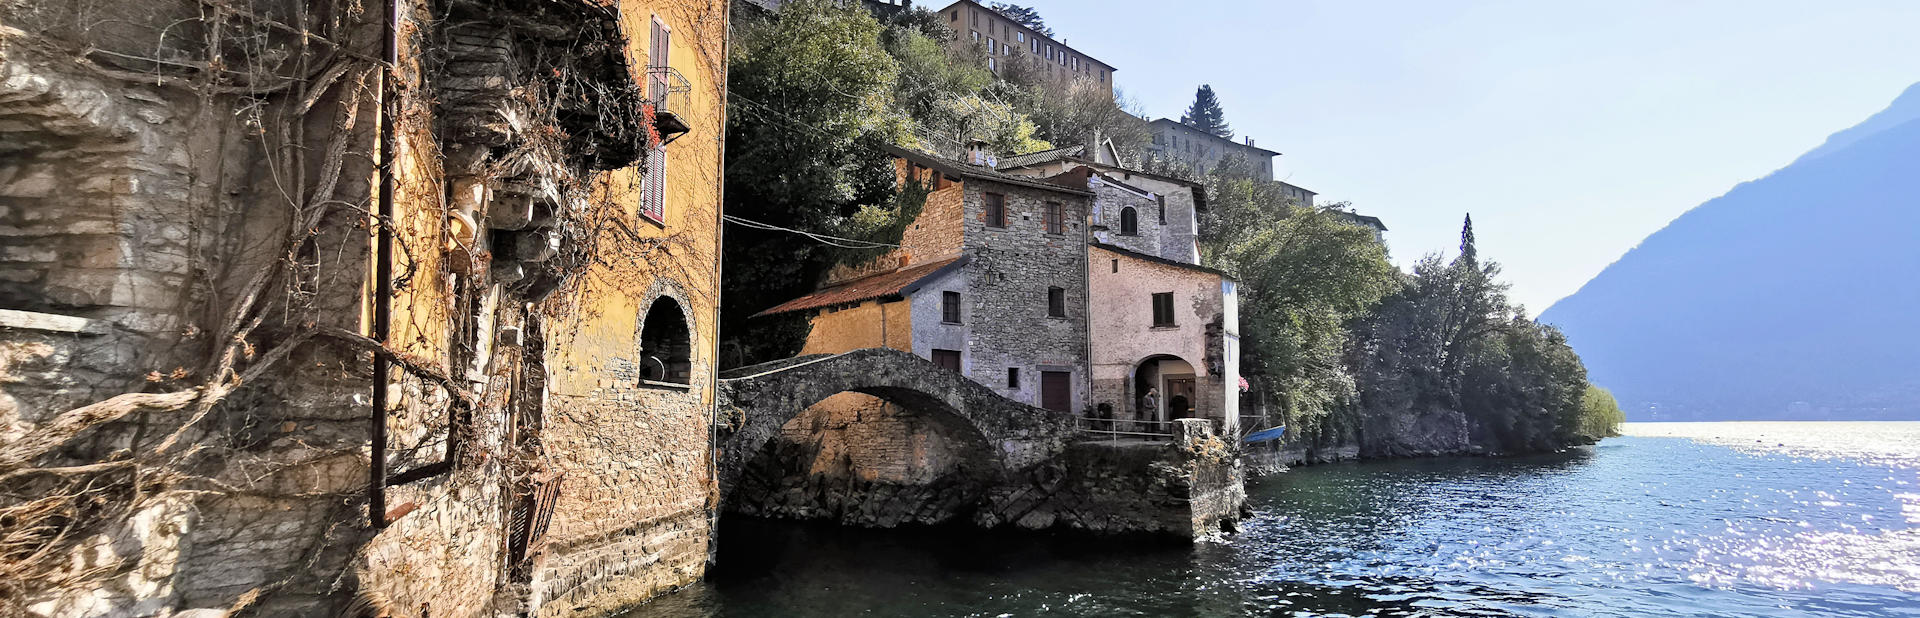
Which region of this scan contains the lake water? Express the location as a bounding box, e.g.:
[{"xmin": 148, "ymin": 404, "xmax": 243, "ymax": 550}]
[{"xmin": 625, "ymin": 422, "xmax": 1920, "ymax": 617}]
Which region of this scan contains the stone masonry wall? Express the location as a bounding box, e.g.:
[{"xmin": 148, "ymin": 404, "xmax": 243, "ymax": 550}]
[{"xmin": 961, "ymin": 180, "xmax": 1091, "ymax": 412}]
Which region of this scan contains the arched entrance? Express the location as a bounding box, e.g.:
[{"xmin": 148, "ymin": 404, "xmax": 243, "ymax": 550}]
[{"xmin": 1131, "ymin": 355, "xmax": 1198, "ymax": 435}]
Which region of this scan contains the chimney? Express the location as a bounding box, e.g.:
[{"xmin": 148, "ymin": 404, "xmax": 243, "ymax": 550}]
[
  {"xmin": 966, "ymin": 139, "xmax": 998, "ymax": 167},
  {"xmin": 1245, "ymin": 137, "xmax": 1255, "ymax": 147}
]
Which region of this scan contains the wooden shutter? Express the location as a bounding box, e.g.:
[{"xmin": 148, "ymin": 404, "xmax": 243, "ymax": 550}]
[
  {"xmin": 641, "ymin": 18, "xmax": 670, "ymax": 224},
  {"xmin": 1045, "ymin": 201, "xmax": 1063, "ymax": 235},
  {"xmin": 1040, "ymin": 371, "xmax": 1071, "ymax": 412},
  {"xmin": 985, "ymin": 193, "xmax": 1005, "ymax": 227},
  {"xmin": 1152, "ymin": 292, "xmax": 1174, "ymax": 326},
  {"xmin": 932, "ymin": 349, "xmax": 962, "ymax": 372},
  {"xmin": 1047, "ymin": 286, "xmax": 1065, "ymax": 317}
]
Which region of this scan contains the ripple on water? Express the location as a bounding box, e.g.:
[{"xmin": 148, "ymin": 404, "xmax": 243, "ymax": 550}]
[{"xmin": 624, "ymin": 422, "xmax": 1920, "ymax": 618}]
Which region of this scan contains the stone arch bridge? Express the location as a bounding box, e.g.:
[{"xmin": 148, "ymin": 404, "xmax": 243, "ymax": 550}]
[
  {"xmin": 713, "ymin": 347, "xmax": 1245, "ymax": 537},
  {"xmin": 714, "ymin": 347, "xmax": 1074, "ymax": 498}
]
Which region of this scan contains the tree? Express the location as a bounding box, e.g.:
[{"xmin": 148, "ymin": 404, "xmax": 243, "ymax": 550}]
[
  {"xmin": 988, "ymin": 3, "xmax": 1053, "ymax": 38},
  {"xmin": 1180, "ymin": 84, "xmax": 1232, "ymax": 139},
  {"xmin": 723, "ymin": 0, "xmax": 906, "ymax": 366}
]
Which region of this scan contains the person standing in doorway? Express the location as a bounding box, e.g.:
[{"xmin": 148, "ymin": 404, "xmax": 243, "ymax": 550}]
[{"xmin": 1141, "ymin": 387, "xmax": 1160, "ymax": 436}]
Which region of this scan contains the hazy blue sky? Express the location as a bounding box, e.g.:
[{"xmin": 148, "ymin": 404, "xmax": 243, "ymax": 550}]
[{"xmin": 1024, "ymin": 0, "xmax": 1920, "ymax": 311}]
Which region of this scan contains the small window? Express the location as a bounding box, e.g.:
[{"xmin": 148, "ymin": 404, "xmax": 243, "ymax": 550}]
[
  {"xmin": 1047, "ymin": 286, "xmax": 1066, "ymax": 318},
  {"xmin": 1007, "ymin": 367, "xmax": 1020, "ymax": 389},
  {"xmin": 985, "ymin": 193, "xmax": 1007, "ymax": 228},
  {"xmin": 1152, "ymin": 292, "xmax": 1176, "ymax": 327},
  {"xmin": 950, "ymin": 10, "xmax": 958, "ymax": 21},
  {"xmin": 1044, "ymin": 201, "xmax": 1064, "ymax": 235},
  {"xmin": 1158, "ymin": 195, "xmax": 1167, "ymax": 225},
  {"xmin": 1111, "ymin": 259, "xmax": 1119, "ymax": 273},
  {"xmin": 972, "ymin": 30, "xmax": 979, "ymax": 42},
  {"xmin": 1031, "ymin": 39, "xmax": 1038, "ymax": 53},
  {"xmin": 1017, "ymin": 32, "xmax": 1025, "ymax": 43},
  {"xmin": 932, "ymin": 349, "xmax": 961, "ymax": 372},
  {"xmin": 942, "ymin": 291, "xmax": 962, "ymax": 324},
  {"xmin": 1120, "ymin": 207, "xmax": 1138, "ymax": 236}
]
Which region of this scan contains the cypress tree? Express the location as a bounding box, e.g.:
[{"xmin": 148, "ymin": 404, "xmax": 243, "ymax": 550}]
[
  {"xmin": 1458, "ymin": 213, "xmax": 1478, "ymax": 266},
  {"xmin": 1180, "ymin": 85, "xmax": 1232, "ymax": 139}
]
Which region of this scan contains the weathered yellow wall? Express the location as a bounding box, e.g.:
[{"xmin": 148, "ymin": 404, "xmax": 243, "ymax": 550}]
[
  {"xmin": 530, "ymin": 0, "xmax": 729, "ymax": 613},
  {"xmin": 798, "ymin": 299, "xmax": 914, "ymax": 356}
]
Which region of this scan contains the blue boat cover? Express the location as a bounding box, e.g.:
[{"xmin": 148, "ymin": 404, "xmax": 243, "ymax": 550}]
[{"xmin": 1242, "ymin": 426, "xmax": 1287, "ymax": 444}]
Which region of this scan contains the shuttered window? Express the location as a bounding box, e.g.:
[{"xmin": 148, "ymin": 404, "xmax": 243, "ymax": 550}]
[
  {"xmin": 985, "ymin": 192, "xmax": 1007, "ymax": 228},
  {"xmin": 932, "ymin": 349, "xmax": 961, "ymax": 372},
  {"xmin": 641, "ymin": 17, "xmax": 671, "ymax": 224},
  {"xmin": 1043, "ymin": 201, "xmax": 1064, "ymax": 235},
  {"xmin": 1047, "ymin": 286, "xmax": 1066, "ymax": 318},
  {"xmin": 1152, "ymin": 292, "xmax": 1176, "ymax": 327}
]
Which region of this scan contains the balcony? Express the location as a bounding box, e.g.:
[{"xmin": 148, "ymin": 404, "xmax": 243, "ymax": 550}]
[{"xmin": 645, "ymin": 65, "xmax": 694, "ymax": 145}]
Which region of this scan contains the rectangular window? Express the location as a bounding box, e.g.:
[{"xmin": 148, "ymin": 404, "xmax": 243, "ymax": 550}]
[
  {"xmin": 987, "ymin": 37, "xmax": 995, "ymax": 50},
  {"xmin": 942, "ymin": 291, "xmax": 961, "ymax": 324},
  {"xmin": 984, "ymin": 192, "xmax": 1006, "ymax": 228},
  {"xmin": 987, "ymin": 57, "xmax": 996, "ymax": 71},
  {"xmin": 1152, "ymin": 292, "xmax": 1176, "ymax": 327},
  {"xmin": 1031, "ymin": 39, "xmax": 1039, "ymax": 53},
  {"xmin": 1007, "ymin": 367, "xmax": 1020, "ymax": 389},
  {"xmin": 1017, "ymin": 32, "xmax": 1025, "ymax": 43},
  {"xmin": 950, "ymin": 10, "xmax": 958, "ymax": 21},
  {"xmin": 1111, "ymin": 259, "xmax": 1119, "ymax": 273},
  {"xmin": 932, "ymin": 349, "xmax": 961, "ymax": 372},
  {"xmin": 1047, "ymin": 286, "xmax": 1066, "ymax": 318},
  {"xmin": 1158, "ymin": 195, "xmax": 1167, "ymax": 225},
  {"xmin": 1043, "ymin": 201, "xmax": 1063, "ymax": 235},
  {"xmin": 971, "ymin": 30, "xmax": 979, "ymax": 42}
]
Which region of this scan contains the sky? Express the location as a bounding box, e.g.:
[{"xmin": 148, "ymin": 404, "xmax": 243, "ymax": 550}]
[{"xmin": 1021, "ymin": 0, "xmax": 1920, "ymax": 312}]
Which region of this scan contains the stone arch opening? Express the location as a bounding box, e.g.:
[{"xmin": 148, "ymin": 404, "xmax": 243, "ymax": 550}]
[
  {"xmin": 638, "ymin": 296, "xmax": 692, "ymax": 384},
  {"xmin": 1131, "ymin": 354, "xmax": 1197, "ymax": 433},
  {"xmin": 1119, "ymin": 206, "xmax": 1139, "ymax": 236},
  {"xmin": 729, "ymin": 383, "xmax": 1001, "ymax": 528}
]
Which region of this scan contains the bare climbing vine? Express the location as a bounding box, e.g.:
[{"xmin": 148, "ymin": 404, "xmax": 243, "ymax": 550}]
[{"xmin": 0, "ymin": 0, "xmax": 711, "ymax": 613}]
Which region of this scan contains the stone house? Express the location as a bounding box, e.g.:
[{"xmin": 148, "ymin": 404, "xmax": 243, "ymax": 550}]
[
  {"xmin": 998, "ymin": 148, "xmax": 1242, "ymax": 436},
  {"xmin": 1146, "ymin": 118, "xmax": 1281, "ymax": 181},
  {"xmin": 0, "ymin": 0, "xmax": 727, "ymax": 615},
  {"xmin": 936, "ymin": 0, "xmax": 1116, "ymax": 97},
  {"xmin": 759, "ymin": 144, "xmax": 1094, "ymax": 415}
]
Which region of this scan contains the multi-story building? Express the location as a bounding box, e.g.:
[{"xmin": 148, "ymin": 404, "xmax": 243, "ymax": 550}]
[
  {"xmin": 0, "ymin": 0, "xmax": 728, "ymax": 613},
  {"xmin": 760, "ymin": 144, "xmax": 1095, "ymax": 415},
  {"xmin": 1147, "ymin": 118, "xmax": 1280, "ymax": 180},
  {"xmin": 998, "ymin": 145, "xmax": 1242, "ymax": 435},
  {"xmin": 936, "ymin": 0, "xmax": 1117, "ymax": 97}
]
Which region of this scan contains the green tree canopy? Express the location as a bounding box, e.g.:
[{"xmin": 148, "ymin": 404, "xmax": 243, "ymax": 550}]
[
  {"xmin": 1181, "ymin": 84, "xmax": 1232, "ymax": 139},
  {"xmin": 988, "ymin": 2, "xmax": 1053, "ymax": 38}
]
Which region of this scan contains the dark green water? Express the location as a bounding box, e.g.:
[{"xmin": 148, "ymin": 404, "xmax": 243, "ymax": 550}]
[{"xmin": 626, "ymin": 425, "xmax": 1920, "ymax": 617}]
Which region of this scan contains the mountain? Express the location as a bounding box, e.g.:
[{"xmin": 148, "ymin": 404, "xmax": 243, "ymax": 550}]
[{"xmin": 1540, "ymin": 84, "xmax": 1920, "ymax": 421}]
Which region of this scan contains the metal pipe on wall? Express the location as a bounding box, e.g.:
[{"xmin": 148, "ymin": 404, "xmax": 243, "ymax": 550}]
[{"xmin": 369, "ymin": 0, "xmax": 399, "ymax": 529}]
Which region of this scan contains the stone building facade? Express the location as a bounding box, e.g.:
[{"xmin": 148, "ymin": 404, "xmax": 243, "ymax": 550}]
[
  {"xmin": 999, "ymin": 149, "xmax": 1241, "ymax": 436},
  {"xmin": 0, "ymin": 0, "xmax": 728, "ymax": 615},
  {"xmin": 762, "ymin": 146, "xmax": 1094, "ymax": 414},
  {"xmin": 1147, "ymin": 118, "xmax": 1281, "ymax": 181},
  {"xmin": 936, "ymin": 0, "xmax": 1116, "ymax": 97}
]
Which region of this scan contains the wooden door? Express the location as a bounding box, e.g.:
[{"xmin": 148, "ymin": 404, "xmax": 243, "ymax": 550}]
[
  {"xmin": 1164, "ymin": 376, "xmax": 1196, "ymax": 418},
  {"xmin": 1040, "ymin": 371, "xmax": 1071, "ymax": 413}
]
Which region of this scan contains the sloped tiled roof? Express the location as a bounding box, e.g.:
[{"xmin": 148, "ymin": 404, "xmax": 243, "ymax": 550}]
[
  {"xmin": 996, "ymin": 144, "xmax": 1085, "ymax": 170},
  {"xmin": 881, "ymin": 144, "xmax": 1094, "ymax": 197},
  {"xmin": 753, "ymin": 256, "xmax": 967, "ymax": 318}
]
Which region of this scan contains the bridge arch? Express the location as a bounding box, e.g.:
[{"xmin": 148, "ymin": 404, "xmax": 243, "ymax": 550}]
[{"xmin": 716, "ymin": 348, "xmax": 1075, "ymax": 502}]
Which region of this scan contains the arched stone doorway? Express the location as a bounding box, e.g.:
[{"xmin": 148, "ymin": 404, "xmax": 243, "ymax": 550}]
[{"xmin": 1131, "ymin": 354, "xmax": 1198, "ymax": 434}]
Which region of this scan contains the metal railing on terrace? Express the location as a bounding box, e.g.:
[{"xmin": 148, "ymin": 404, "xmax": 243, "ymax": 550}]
[
  {"xmin": 1074, "ymin": 416, "xmax": 1178, "ymax": 442},
  {"xmin": 645, "ymin": 65, "xmax": 692, "ymax": 118}
]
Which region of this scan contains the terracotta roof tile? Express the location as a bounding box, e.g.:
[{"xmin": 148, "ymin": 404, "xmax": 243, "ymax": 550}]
[{"xmin": 753, "ymin": 256, "xmax": 967, "ymax": 318}]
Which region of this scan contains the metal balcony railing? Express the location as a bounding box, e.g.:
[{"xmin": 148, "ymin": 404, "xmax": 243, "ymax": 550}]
[{"xmin": 644, "ymin": 65, "xmax": 692, "ymax": 118}]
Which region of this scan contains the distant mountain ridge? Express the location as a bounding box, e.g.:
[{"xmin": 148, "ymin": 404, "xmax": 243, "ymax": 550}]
[{"xmin": 1540, "ymin": 83, "xmax": 1920, "ymax": 421}]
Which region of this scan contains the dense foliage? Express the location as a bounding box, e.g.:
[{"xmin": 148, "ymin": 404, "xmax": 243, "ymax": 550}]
[
  {"xmin": 987, "ymin": 2, "xmax": 1053, "ymax": 38},
  {"xmin": 721, "ymin": 1, "xmax": 1140, "ymax": 367},
  {"xmin": 1580, "ymin": 385, "xmax": 1626, "ymax": 438}
]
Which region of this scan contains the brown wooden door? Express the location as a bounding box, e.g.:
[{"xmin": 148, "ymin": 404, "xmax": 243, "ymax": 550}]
[
  {"xmin": 1165, "ymin": 376, "xmax": 1196, "ymax": 418},
  {"xmin": 1040, "ymin": 371, "xmax": 1071, "ymax": 413}
]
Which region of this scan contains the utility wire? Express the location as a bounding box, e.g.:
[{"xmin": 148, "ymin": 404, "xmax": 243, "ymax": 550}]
[{"xmin": 723, "ymin": 214, "xmax": 927, "ymax": 251}]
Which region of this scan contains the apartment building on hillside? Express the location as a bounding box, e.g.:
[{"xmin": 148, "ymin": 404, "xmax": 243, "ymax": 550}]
[
  {"xmin": 938, "ymin": 0, "xmax": 1116, "ymax": 97},
  {"xmin": 1147, "ymin": 118, "xmax": 1280, "ymax": 180}
]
